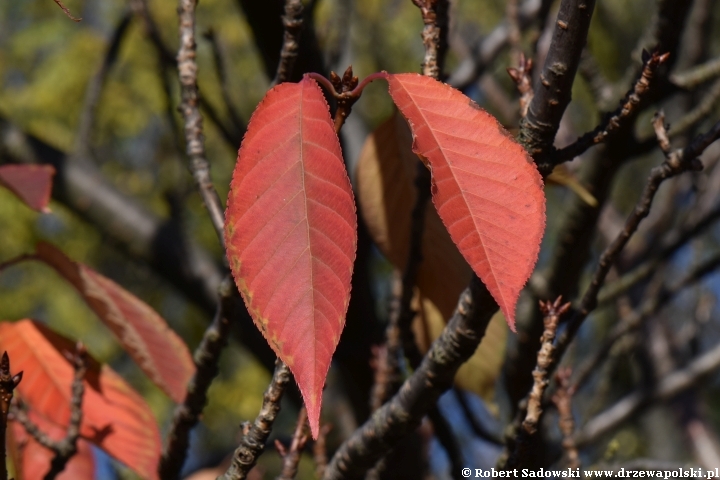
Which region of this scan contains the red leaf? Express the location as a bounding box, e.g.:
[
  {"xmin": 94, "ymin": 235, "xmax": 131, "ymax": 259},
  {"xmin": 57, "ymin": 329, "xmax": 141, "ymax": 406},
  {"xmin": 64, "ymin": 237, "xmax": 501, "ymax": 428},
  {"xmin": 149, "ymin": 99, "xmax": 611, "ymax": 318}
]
[
  {"xmin": 386, "ymin": 73, "xmax": 546, "ymax": 330},
  {"xmin": 0, "ymin": 165, "xmax": 55, "ymax": 213},
  {"xmin": 35, "ymin": 241, "xmax": 195, "ymax": 403},
  {"xmin": 10, "ymin": 415, "xmax": 95, "ymax": 480},
  {"xmin": 0, "ymin": 320, "xmax": 161, "ymax": 479},
  {"xmin": 224, "ymin": 77, "xmax": 357, "ymax": 438}
]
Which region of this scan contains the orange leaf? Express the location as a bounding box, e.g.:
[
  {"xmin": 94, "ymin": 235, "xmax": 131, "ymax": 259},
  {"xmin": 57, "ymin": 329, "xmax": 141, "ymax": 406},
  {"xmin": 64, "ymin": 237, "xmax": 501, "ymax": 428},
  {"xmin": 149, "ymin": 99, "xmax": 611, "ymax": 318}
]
[
  {"xmin": 224, "ymin": 77, "xmax": 357, "ymax": 439},
  {"xmin": 0, "ymin": 165, "xmax": 55, "ymax": 213},
  {"xmin": 386, "ymin": 73, "xmax": 546, "ymax": 330},
  {"xmin": 0, "ymin": 320, "xmax": 161, "ymax": 480},
  {"xmin": 9, "ymin": 414, "xmax": 95, "ymax": 480},
  {"xmin": 35, "ymin": 241, "xmax": 195, "ymax": 403}
]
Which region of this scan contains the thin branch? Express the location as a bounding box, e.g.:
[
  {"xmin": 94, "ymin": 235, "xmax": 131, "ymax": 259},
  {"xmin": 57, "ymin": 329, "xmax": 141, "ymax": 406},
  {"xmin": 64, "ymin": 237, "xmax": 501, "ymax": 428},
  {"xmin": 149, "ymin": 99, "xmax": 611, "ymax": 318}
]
[
  {"xmin": 204, "ymin": 30, "xmax": 246, "ymax": 133},
  {"xmin": 518, "ymin": 0, "xmax": 597, "ymax": 169},
  {"xmin": 74, "ymin": 12, "xmax": 134, "ymax": 158},
  {"xmin": 411, "ymin": 0, "xmax": 449, "ymax": 79},
  {"xmin": 177, "ymin": 0, "xmax": 226, "ymax": 245},
  {"xmin": 507, "ymin": 53, "xmax": 534, "ymax": 118},
  {"xmin": 672, "ymin": 56, "xmax": 720, "ymax": 89},
  {"xmin": 552, "ymin": 51, "xmax": 670, "ymax": 165},
  {"xmin": 219, "ymin": 361, "xmax": 292, "ymax": 480},
  {"xmin": 506, "ymin": 297, "xmax": 569, "ymax": 469},
  {"xmin": 666, "ymin": 78, "xmax": 720, "ymax": 138},
  {"xmin": 52, "ymin": 0, "xmax": 81, "ymax": 22},
  {"xmin": 552, "ymin": 368, "xmax": 579, "ymax": 469},
  {"xmin": 275, "ymin": 408, "xmax": 309, "ymax": 480},
  {"xmin": 273, "ymin": 0, "xmax": 304, "ymax": 86},
  {"xmin": 1, "ymin": 353, "xmax": 23, "ymax": 480},
  {"xmin": 574, "ymin": 336, "xmax": 720, "ymax": 447},
  {"xmin": 12, "ymin": 345, "xmax": 87, "ymax": 480},
  {"xmin": 322, "ymin": 277, "xmax": 496, "ymax": 480},
  {"xmin": 159, "ymin": 276, "xmax": 234, "ymax": 480},
  {"xmin": 553, "ymin": 117, "xmax": 720, "ymax": 371},
  {"xmin": 313, "ymin": 424, "xmax": 331, "ymax": 480},
  {"xmin": 573, "ymin": 249, "xmax": 720, "ymax": 392}
]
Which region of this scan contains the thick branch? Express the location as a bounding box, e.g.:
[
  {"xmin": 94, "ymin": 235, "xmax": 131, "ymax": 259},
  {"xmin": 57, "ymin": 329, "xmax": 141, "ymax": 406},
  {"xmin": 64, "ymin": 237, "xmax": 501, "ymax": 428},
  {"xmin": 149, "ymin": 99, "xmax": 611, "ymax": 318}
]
[
  {"xmin": 519, "ymin": 0, "xmax": 596, "ymax": 168},
  {"xmin": 323, "ymin": 278, "xmax": 496, "ymax": 480},
  {"xmin": 0, "ymin": 353, "xmax": 22, "ymax": 480}
]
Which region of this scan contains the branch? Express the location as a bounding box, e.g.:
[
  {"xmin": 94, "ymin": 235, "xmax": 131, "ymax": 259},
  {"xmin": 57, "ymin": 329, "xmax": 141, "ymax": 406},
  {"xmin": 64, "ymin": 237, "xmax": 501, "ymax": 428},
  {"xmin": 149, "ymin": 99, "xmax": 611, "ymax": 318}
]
[
  {"xmin": 313, "ymin": 424, "xmax": 331, "ymax": 480},
  {"xmin": 74, "ymin": 12, "xmax": 134, "ymax": 158},
  {"xmin": 0, "ymin": 353, "xmax": 22, "ymax": 480},
  {"xmin": 411, "ymin": 0, "xmax": 449, "ymax": 79},
  {"xmin": 273, "ymin": 0, "xmax": 304, "ymax": 86},
  {"xmin": 552, "ymin": 368, "xmax": 579, "ymax": 469},
  {"xmin": 505, "ymin": 297, "xmax": 568, "ymax": 469},
  {"xmin": 573, "ymin": 249, "xmax": 720, "ymax": 392},
  {"xmin": 52, "ymin": 0, "xmax": 81, "ymax": 22},
  {"xmin": 275, "ymin": 408, "xmax": 309, "ymax": 480},
  {"xmin": 219, "ymin": 361, "xmax": 292, "ymax": 480},
  {"xmin": 159, "ymin": 276, "xmax": 233, "ymax": 480},
  {"xmin": 518, "ymin": 0, "xmax": 597, "ymax": 169},
  {"xmin": 554, "ymin": 116, "xmax": 720, "ymax": 370},
  {"xmin": 553, "ymin": 51, "xmax": 670, "ymax": 165},
  {"xmin": 12, "ymin": 345, "xmax": 87, "ymax": 480},
  {"xmin": 672, "ymin": 56, "xmax": 720, "ymax": 89},
  {"xmin": 507, "ymin": 53, "xmax": 534, "ymax": 118},
  {"xmin": 322, "ymin": 277, "xmax": 496, "ymax": 480},
  {"xmin": 574, "ymin": 337, "xmax": 720, "ymax": 447},
  {"xmin": 177, "ymin": 0, "xmax": 225, "ymax": 245}
]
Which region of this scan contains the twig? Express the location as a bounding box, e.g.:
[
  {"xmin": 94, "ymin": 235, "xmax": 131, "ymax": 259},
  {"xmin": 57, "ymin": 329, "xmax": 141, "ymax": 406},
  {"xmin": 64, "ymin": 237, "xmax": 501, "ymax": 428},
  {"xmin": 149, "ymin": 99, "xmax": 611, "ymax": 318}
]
[
  {"xmin": 159, "ymin": 276, "xmax": 234, "ymax": 480},
  {"xmin": 505, "ymin": 298, "xmax": 569, "ymax": 469},
  {"xmin": 1, "ymin": 353, "xmax": 23, "ymax": 480},
  {"xmin": 672, "ymin": 56, "xmax": 720, "ymax": 89},
  {"xmin": 553, "ymin": 117, "xmax": 720, "ymax": 374},
  {"xmin": 204, "ymin": 30, "xmax": 246, "ymax": 133},
  {"xmin": 574, "ymin": 336, "xmax": 720, "ymax": 447},
  {"xmin": 219, "ymin": 361, "xmax": 292, "ymax": 480},
  {"xmin": 275, "ymin": 408, "xmax": 309, "ymax": 480},
  {"xmin": 177, "ymin": 0, "xmax": 226, "ymax": 245},
  {"xmin": 507, "ymin": 53, "xmax": 534, "ymax": 118},
  {"xmin": 518, "ymin": 0, "xmax": 597, "ymax": 168},
  {"xmin": 12, "ymin": 345, "xmax": 87, "ymax": 480},
  {"xmin": 552, "ymin": 368, "xmax": 579, "ymax": 469},
  {"xmin": 52, "ymin": 0, "xmax": 81, "ymax": 22},
  {"xmin": 666, "ymin": 78, "xmax": 720, "ymax": 138},
  {"xmin": 313, "ymin": 424, "xmax": 331, "ymax": 480},
  {"xmin": 523, "ymin": 297, "xmax": 569, "ymax": 435},
  {"xmin": 552, "ymin": 51, "xmax": 670, "ymax": 166},
  {"xmin": 329, "ymin": 67, "xmax": 360, "ymax": 134},
  {"xmin": 411, "ymin": 0, "xmax": 449, "ymax": 79},
  {"xmin": 273, "ymin": 0, "xmax": 305, "ymax": 86},
  {"xmin": 573, "ymin": 249, "xmax": 720, "ymax": 392},
  {"xmin": 74, "ymin": 12, "xmax": 133, "ymax": 158},
  {"xmin": 506, "ymin": 0, "xmax": 522, "ymax": 65},
  {"xmin": 322, "ymin": 277, "xmax": 496, "ymax": 480}
]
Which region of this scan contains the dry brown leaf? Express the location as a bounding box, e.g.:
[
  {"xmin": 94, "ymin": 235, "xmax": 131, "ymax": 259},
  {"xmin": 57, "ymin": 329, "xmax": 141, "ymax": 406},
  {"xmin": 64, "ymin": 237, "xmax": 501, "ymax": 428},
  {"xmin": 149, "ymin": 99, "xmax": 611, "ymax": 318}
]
[{"xmin": 356, "ymin": 113, "xmax": 507, "ymax": 401}]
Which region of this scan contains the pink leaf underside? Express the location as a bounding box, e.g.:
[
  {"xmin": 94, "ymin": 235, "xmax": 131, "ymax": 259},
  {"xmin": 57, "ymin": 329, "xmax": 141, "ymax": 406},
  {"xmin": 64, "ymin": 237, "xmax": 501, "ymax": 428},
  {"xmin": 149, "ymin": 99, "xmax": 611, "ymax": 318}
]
[
  {"xmin": 0, "ymin": 320, "xmax": 161, "ymax": 480},
  {"xmin": 224, "ymin": 77, "xmax": 357, "ymax": 438},
  {"xmin": 35, "ymin": 241, "xmax": 196, "ymax": 404},
  {"xmin": 386, "ymin": 73, "xmax": 546, "ymax": 330},
  {"xmin": 0, "ymin": 164, "xmax": 55, "ymax": 212}
]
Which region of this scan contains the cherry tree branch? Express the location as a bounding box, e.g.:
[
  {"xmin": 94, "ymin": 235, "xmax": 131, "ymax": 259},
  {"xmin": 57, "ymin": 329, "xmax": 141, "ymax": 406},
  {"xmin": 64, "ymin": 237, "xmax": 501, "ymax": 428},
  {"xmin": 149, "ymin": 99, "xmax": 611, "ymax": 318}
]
[
  {"xmin": 12, "ymin": 345, "xmax": 87, "ymax": 480},
  {"xmin": 518, "ymin": 0, "xmax": 597, "ymax": 171},
  {"xmin": 273, "ymin": 0, "xmax": 304, "ymax": 86},
  {"xmin": 323, "ymin": 277, "xmax": 496, "ymax": 480},
  {"xmin": 219, "ymin": 361, "xmax": 292, "ymax": 480},
  {"xmin": 159, "ymin": 276, "xmax": 234, "ymax": 480},
  {"xmin": 0, "ymin": 353, "xmax": 22, "ymax": 480}
]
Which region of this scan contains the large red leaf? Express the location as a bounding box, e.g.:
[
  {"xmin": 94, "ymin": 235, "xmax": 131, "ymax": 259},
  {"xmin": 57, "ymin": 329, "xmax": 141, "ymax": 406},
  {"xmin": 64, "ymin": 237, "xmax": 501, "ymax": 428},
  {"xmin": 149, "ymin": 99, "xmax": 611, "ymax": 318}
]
[
  {"xmin": 385, "ymin": 73, "xmax": 545, "ymax": 330},
  {"xmin": 0, "ymin": 320, "xmax": 161, "ymax": 480},
  {"xmin": 0, "ymin": 165, "xmax": 55, "ymax": 213},
  {"xmin": 35, "ymin": 241, "xmax": 195, "ymax": 403},
  {"xmin": 224, "ymin": 77, "xmax": 357, "ymax": 438},
  {"xmin": 10, "ymin": 414, "xmax": 95, "ymax": 480}
]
